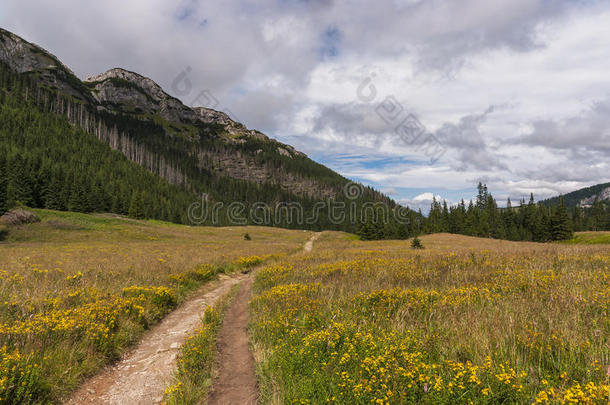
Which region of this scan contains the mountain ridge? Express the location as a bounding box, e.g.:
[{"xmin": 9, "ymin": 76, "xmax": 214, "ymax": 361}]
[
  {"xmin": 542, "ymin": 181, "xmax": 610, "ymax": 209},
  {"xmin": 0, "ymin": 27, "xmax": 347, "ymax": 200},
  {"xmin": 0, "ymin": 26, "xmax": 421, "ymax": 236}
]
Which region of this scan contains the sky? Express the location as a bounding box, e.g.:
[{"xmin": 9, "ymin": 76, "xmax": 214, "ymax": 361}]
[{"xmin": 2, "ymin": 0, "xmax": 610, "ymax": 212}]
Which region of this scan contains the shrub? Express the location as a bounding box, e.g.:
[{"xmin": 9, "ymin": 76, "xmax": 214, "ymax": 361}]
[
  {"xmin": 0, "ymin": 347, "xmax": 48, "ymax": 403},
  {"xmin": 411, "ymin": 236, "xmax": 424, "ymax": 249}
]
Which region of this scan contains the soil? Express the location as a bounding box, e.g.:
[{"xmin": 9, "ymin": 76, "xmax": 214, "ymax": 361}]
[{"xmin": 66, "ymin": 274, "xmax": 246, "ymax": 405}]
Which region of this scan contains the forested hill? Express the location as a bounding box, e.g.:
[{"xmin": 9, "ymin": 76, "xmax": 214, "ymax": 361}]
[
  {"xmin": 542, "ymin": 182, "xmax": 610, "ymax": 209},
  {"xmin": 0, "ymin": 27, "xmax": 349, "ymax": 200},
  {"xmin": 0, "ymin": 27, "xmax": 422, "ymax": 237}
]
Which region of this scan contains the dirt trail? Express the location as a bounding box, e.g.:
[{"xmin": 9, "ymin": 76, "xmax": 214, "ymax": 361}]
[
  {"xmin": 207, "ymin": 233, "xmax": 320, "ymax": 405},
  {"xmin": 207, "ymin": 276, "xmax": 257, "ymax": 405},
  {"xmin": 68, "ymin": 233, "xmax": 320, "ymax": 405},
  {"xmin": 303, "ymin": 232, "xmax": 320, "ymax": 253},
  {"xmin": 66, "ymin": 273, "xmax": 247, "ymax": 405}
]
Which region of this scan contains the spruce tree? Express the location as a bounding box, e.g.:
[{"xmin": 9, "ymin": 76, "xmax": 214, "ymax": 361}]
[
  {"xmin": 44, "ymin": 176, "xmax": 65, "ymax": 210},
  {"xmin": 551, "ymin": 196, "xmax": 573, "ymax": 241},
  {"xmin": 0, "ymin": 156, "xmax": 7, "ymax": 214},
  {"xmin": 590, "ymin": 198, "xmax": 605, "ymax": 231},
  {"xmin": 128, "ymin": 191, "xmax": 146, "ymax": 220},
  {"xmin": 6, "ymin": 156, "xmax": 34, "ymax": 207},
  {"xmin": 68, "ymin": 177, "xmax": 91, "ymax": 213}
]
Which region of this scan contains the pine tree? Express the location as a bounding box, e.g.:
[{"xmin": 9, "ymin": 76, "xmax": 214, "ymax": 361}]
[
  {"xmin": 128, "ymin": 191, "xmax": 146, "ymax": 220},
  {"xmin": 411, "ymin": 235, "xmax": 424, "ymax": 249},
  {"xmin": 357, "ymin": 219, "xmax": 377, "ymax": 241},
  {"xmin": 68, "ymin": 177, "xmax": 91, "ymax": 213},
  {"xmin": 0, "ymin": 155, "xmax": 7, "ymax": 214},
  {"xmin": 441, "ymin": 200, "xmax": 450, "ymax": 232},
  {"xmin": 590, "ymin": 198, "xmax": 605, "ymax": 231},
  {"xmin": 532, "ymin": 205, "xmax": 551, "ymax": 242},
  {"xmin": 44, "ymin": 176, "xmax": 65, "ymax": 210},
  {"xmin": 550, "ymin": 196, "xmax": 573, "ymax": 241},
  {"xmin": 6, "ymin": 156, "xmax": 34, "ymax": 207},
  {"xmin": 464, "ymin": 200, "xmax": 475, "ymax": 236}
]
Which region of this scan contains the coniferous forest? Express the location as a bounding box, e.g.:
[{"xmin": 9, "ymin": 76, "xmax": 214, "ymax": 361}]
[
  {"xmin": 419, "ymin": 183, "xmax": 609, "ymax": 242},
  {"xmin": 0, "ymin": 61, "xmax": 420, "ymax": 236},
  {"xmin": 0, "ymin": 65, "xmax": 196, "ymax": 223},
  {"xmin": 1, "ymin": 61, "xmax": 608, "ymax": 242}
]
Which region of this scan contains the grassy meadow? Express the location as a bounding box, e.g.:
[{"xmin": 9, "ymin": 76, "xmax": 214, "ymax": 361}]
[
  {"xmin": 0, "ymin": 209, "xmax": 310, "ymax": 403},
  {"xmin": 250, "ymin": 233, "xmax": 610, "ymax": 404}
]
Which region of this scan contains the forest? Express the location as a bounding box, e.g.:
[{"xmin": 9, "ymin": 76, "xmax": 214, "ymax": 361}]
[
  {"xmin": 357, "ymin": 183, "xmax": 609, "ymax": 242},
  {"xmin": 0, "ymin": 62, "xmax": 419, "ymax": 236},
  {"xmin": 1, "ymin": 62, "xmax": 608, "ymax": 242}
]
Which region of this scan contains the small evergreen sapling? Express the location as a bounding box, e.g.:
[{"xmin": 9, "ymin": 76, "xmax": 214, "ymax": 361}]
[{"xmin": 411, "ymin": 235, "xmax": 424, "ymax": 249}]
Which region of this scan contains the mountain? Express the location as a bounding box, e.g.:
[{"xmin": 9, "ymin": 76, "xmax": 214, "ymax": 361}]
[
  {"xmin": 0, "ymin": 27, "xmax": 420, "ymax": 235},
  {"xmin": 0, "ymin": 27, "xmax": 342, "ymax": 199},
  {"xmin": 542, "ymin": 182, "xmax": 610, "ymax": 209}
]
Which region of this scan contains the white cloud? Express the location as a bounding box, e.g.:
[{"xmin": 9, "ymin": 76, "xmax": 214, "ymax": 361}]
[{"xmin": 2, "ymin": 0, "xmax": 610, "ymax": 204}]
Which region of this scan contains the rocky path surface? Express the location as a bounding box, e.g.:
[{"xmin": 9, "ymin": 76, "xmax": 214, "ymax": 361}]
[{"xmin": 66, "ymin": 273, "xmax": 247, "ymax": 405}]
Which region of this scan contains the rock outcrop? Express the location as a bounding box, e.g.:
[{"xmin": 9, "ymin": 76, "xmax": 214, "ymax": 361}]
[
  {"xmin": 86, "ymin": 68, "xmax": 199, "ymax": 124},
  {"xmin": 0, "ymin": 27, "xmax": 341, "ymax": 200},
  {"xmin": 580, "ymin": 186, "xmax": 610, "ymax": 207},
  {"xmin": 0, "ymin": 208, "xmax": 40, "ymax": 226},
  {"xmin": 0, "ymin": 28, "xmax": 92, "ymax": 102}
]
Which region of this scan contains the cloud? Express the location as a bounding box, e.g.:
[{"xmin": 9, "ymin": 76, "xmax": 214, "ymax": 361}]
[
  {"xmin": 400, "ymin": 192, "xmax": 444, "ymax": 213},
  {"xmin": 1, "ymin": 0, "xmax": 610, "ymax": 205},
  {"xmin": 520, "ymin": 98, "xmax": 610, "ymax": 155}
]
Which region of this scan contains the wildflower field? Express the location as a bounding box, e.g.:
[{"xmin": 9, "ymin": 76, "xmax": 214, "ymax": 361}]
[
  {"xmin": 0, "ymin": 209, "xmax": 309, "ymax": 403},
  {"xmin": 250, "ymin": 233, "xmax": 610, "ymax": 404}
]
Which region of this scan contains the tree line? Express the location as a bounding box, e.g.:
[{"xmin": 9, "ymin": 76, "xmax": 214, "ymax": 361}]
[
  {"xmin": 0, "ymin": 62, "xmax": 422, "ymax": 234},
  {"xmin": 423, "ymin": 183, "xmax": 576, "ymax": 242},
  {"xmin": 356, "ymin": 183, "xmax": 608, "ymax": 242}
]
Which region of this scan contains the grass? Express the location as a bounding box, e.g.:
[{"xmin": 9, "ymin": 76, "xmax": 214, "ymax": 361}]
[
  {"xmin": 250, "ymin": 232, "xmax": 610, "ymax": 404},
  {"xmin": 164, "ymin": 284, "xmax": 240, "ymax": 404},
  {"xmin": 564, "ymin": 232, "xmax": 610, "ymax": 245},
  {"xmin": 0, "ymin": 209, "xmax": 311, "ymax": 403}
]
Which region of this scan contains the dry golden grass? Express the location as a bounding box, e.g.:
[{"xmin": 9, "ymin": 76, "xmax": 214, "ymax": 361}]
[
  {"xmin": 0, "ymin": 209, "xmax": 311, "ymax": 402},
  {"xmin": 251, "ymin": 232, "xmax": 610, "ymax": 404}
]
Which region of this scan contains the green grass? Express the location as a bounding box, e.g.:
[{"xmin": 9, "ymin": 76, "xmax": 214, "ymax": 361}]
[{"xmin": 564, "ymin": 232, "xmax": 610, "ymax": 244}]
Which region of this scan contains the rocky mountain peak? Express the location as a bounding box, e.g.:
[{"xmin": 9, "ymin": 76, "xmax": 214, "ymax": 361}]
[
  {"xmin": 85, "ymin": 67, "xmax": 200, "ymax": 124},
  {"xmin": 0, "ymin": 28, "xmax": 90, "ymax": 101},
  {"xmin": 1, "ymin": 27, "xmax": 307, "ymax": 162},
  {"xmin": 580, "ymin": 186, "xmax": 610, "ymax": 207},
  {"xmin": 85, "ymin": 68, "xmax": 168, "ymax": 103},
  {"xmin": 0, "ymin": 28, "xmax": 69, "ymax": 74}
]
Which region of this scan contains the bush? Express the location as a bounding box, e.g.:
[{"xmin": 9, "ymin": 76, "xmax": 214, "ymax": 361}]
[
  {"xmin": 411, "ymin": 236, "xmax": 424, "ymax": 249},
  {"xmin": 244, "ymin": 233, "xmax": 251, "ymax": 240},
  {"xmin": 0, "ymin": 347, "xmax": 49, "ymax": 403},
  {"xmin": 0, "ymin": 225, "xmax": 7, "ymax": 241}
]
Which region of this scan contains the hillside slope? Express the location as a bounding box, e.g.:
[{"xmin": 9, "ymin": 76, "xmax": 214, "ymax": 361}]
[
  {"xmin": 0, "ymin": 27, "xmax": 420, "ymax": 235},
  {"xmin": 0, "ymin": 27, "xmax": 347, "ymax": 200},
  {"xmin": 542, "ymin": 182, "xmax": 610, "ymax": 208}
]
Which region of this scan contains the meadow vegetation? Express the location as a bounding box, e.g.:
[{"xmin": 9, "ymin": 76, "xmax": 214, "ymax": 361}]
[
  {"xmin": 164, "ymin": 284, "xmax": 239, "ymax": 404},
  {"xmin": 250, "ymin": 233, "xmax": 610, "ymax": 404},
  {"xmin": 0, "ymin": 209, "xmax": 309, "ymax": 403},
  {"xmin": 564, "ymin": 232, "xmax": 610, "ymax": 245}
]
